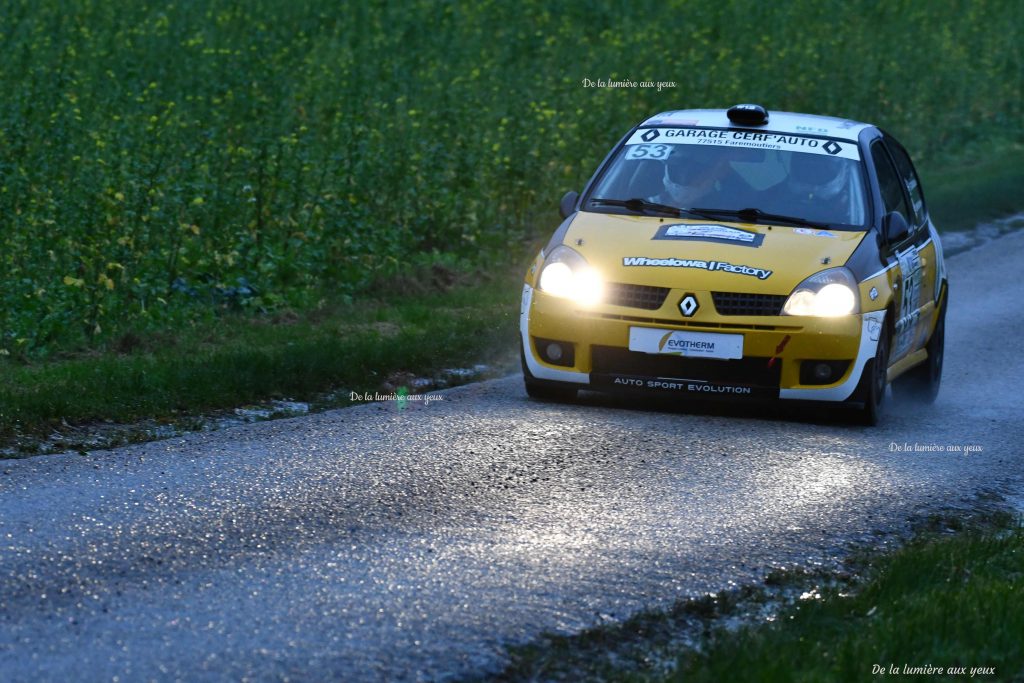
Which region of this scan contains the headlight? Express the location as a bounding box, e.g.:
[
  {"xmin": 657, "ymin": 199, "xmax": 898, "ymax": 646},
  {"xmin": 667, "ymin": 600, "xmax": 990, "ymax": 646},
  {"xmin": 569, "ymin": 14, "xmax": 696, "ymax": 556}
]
[
  {"xmin": 782, "ymin": 267, "xmax": 859, "ymax": 317},
  {"xmin": 538, "ymin": 245, "xmax": 604, "ymax": 306}
]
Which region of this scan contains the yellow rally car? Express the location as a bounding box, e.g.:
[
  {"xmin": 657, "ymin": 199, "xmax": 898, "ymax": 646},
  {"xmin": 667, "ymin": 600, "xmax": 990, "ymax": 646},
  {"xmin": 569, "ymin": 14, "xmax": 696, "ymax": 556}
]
[{"xmin": 520, "ymin": 104, "xmax": 947, "ymax": 424}]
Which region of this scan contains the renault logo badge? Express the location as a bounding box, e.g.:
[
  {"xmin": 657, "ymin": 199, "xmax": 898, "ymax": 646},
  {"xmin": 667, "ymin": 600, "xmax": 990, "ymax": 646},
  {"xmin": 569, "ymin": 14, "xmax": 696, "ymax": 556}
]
[{"xmin": 679, "ymin": 294, "xmax": 699, "ymax": 317}]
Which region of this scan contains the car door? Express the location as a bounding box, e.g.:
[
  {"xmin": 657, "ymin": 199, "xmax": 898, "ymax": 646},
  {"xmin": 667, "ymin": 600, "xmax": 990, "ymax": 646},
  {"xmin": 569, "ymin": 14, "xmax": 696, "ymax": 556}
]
[
  {"xmin": 883, "ymin": 135, "xmax": 939, "ymax": 352},
  {"xmin": 868, "ymin": 140, "xmax": 924, "ymax": 363}
]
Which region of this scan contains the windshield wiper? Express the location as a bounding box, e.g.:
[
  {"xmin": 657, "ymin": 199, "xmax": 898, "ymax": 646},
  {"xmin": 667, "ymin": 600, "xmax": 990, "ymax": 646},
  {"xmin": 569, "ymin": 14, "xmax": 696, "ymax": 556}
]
[
  {"xmin": 589, "ymin": 197, "xmax": 684, "ymax": 217},
  {"xmin": 686, "ymin": 207, "xmax": 832, "ymax": 230},
  {"xmin": 587, "ymin": 200, "xmax": 833, "ymax": 230}
]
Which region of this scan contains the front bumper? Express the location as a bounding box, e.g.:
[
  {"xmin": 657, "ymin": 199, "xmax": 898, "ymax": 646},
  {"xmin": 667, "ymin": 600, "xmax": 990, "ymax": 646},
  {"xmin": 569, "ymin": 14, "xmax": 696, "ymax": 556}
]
[{"xmin": 521, "ymin": 283, "xmax": 885, "ymax": 402}]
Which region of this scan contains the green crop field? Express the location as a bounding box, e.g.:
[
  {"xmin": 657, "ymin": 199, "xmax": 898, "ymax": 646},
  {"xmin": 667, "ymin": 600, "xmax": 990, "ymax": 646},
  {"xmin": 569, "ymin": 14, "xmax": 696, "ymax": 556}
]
[{"xmin": 1, "ymin": 0, "xmax": 1022, "ymax": 359}]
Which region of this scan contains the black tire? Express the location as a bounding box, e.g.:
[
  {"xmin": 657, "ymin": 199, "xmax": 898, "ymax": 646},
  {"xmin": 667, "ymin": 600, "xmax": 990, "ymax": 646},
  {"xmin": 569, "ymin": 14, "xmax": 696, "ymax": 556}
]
[
  {"xmin": 520, "ymin": 340, "xmax": 578, "ymax": 402},
  {"xmin": 893, "ymin": 289, "xmax": 946, "ymax": 404},
  {"xmin": 853, "ymin": 321, "xmax": 891, "ymax": 426}
]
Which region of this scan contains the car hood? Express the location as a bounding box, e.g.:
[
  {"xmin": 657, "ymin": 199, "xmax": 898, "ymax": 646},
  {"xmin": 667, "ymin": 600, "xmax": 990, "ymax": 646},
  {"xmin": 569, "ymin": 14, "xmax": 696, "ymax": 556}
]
[{"xmin": 562, "ymin": 212, "xmax": 868, "ymax": 294}]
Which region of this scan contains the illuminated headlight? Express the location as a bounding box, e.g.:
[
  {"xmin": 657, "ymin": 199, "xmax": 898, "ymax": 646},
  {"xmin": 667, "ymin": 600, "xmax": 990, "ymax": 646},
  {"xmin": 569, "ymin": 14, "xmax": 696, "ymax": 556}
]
[
  {"xmin": 538, "ymin": 245, "xmax": 604, "ymax": 306},
  {"xmin": 782, "ymin": 267, "xmax": 860, "ymax": 317}
]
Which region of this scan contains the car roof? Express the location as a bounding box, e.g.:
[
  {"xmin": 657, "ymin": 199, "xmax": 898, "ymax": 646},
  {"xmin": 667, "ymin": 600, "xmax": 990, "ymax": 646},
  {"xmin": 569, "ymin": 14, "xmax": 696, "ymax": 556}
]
[{"xmin": 639, "ymin": 108, "xmax": 873, "ymax": 142}]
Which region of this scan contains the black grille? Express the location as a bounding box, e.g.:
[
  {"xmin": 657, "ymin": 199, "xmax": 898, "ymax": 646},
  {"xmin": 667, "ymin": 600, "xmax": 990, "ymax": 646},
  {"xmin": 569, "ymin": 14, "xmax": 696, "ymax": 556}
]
[
  {"xmin": 591, "ymin": 346, "xmax": 781, "ymax": 387},
  {"xmin": 712, "ymin": 292, "xmax": 787, "ymax": 316},
  {"xmin": 604, "ymin": 283, "xmax": 670, "ymax": 310}
]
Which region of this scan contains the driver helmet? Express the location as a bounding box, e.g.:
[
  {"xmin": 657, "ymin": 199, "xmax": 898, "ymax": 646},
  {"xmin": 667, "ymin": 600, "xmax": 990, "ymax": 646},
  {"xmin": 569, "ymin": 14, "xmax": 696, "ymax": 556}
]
[
  {"xmin": 662, "ymin": 147, "xmax": 732, "ymax": 204},
  {"xmin": 664, "ymin": 146, "xmax": 727, "ymax": 186},
  {"xmin": 789, "ymin": 153, "xmax": 850, "ymax": 200}
]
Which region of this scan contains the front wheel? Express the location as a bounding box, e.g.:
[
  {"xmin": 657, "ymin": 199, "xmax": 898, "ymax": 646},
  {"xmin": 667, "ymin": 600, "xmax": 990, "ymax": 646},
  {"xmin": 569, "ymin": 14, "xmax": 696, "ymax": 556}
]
[{"xmin": 853, "ymin": 322, "xmax": 891, "ymax": 426}]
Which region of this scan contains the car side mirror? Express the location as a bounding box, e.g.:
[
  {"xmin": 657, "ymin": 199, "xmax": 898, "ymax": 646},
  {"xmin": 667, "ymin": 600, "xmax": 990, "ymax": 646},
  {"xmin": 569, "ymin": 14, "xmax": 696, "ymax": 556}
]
[
  {"xmin": 884, "ymin": 211, "xmax": 910, "ymax": 244},
  {"xmin": 559, "ymin": 190, "xmax": 579, "ymax": 219}
]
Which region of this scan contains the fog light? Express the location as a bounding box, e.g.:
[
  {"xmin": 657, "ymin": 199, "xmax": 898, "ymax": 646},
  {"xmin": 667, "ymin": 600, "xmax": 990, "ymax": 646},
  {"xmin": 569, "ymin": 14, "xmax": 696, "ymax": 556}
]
[
  {"xmin": 799, "ymin": 359, "xmax": 851, "ymax": 386},
  {"xmin": 533, "ymin": 337, "xmax": 575, "ymax": 367},
  {"xmin": 813, "ymin": 362, "xmax": 832, "ymax": 381}
]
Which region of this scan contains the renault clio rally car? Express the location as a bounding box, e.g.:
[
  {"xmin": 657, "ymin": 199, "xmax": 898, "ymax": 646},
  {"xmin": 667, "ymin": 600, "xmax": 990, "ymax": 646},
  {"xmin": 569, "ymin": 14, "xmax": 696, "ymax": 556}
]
[{"xmin": 520, "ymin": 104, "xmax": 947, "ymax": 424}]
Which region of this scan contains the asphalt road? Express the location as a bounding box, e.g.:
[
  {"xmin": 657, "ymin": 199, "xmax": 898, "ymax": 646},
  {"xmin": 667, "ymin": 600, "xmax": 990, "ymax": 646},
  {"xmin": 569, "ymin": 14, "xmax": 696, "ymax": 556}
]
[{"xmin": 2, "ymin": 231, "xmax": 1023, "ymax": 682}]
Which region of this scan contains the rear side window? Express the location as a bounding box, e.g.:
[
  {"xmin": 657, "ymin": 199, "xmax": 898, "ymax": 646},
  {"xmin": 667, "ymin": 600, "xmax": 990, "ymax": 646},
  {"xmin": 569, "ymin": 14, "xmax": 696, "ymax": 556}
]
[
  {"xmin": 885, "ymin": 139, "xmax": 927, "ymax": 227},
  {"xmin": 870, "ymin": 141, "xmax": 911, "ymax": 222}
]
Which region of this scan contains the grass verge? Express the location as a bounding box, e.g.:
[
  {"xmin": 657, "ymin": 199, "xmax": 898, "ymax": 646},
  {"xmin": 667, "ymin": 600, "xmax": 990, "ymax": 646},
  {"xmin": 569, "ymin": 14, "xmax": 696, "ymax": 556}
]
[
  {"xmin": 488, "ymin": 507, "xmax": 1024, "ymax": 682},
  {"xmin": 921, "ymin": 145, "xmax": 1024, "ymax": 232},
  {"xmin": 0, "ymin": 263, "xmax": 525, "ymax": 453}
]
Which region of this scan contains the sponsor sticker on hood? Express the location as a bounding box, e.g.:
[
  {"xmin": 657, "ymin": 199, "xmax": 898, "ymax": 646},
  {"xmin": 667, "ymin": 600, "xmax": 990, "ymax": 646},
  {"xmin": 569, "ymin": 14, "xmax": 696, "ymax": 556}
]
[
  {"xmin": 793, "ymin": 227, "xmax": 838, "ymax": 238},
  {"xmin": 653, "ymin": 224, "xmax": 764, "ymax": 247},
  {"xmin": 623, "ymin": 256, "xmax": 772, "ymax": 280}
]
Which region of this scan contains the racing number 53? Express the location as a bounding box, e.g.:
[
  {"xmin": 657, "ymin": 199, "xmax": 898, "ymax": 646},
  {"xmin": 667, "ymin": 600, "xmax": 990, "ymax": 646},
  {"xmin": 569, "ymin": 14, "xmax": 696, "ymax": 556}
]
[{"xmin": 625, "ymin": 144, "xmax": 670, "ymax": 160}]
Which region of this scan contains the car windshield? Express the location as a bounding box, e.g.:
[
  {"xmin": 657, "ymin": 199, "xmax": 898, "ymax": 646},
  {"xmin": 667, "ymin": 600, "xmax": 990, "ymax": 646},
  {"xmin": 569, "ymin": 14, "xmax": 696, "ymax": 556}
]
[{"xmin": 587, "ymin": 127, "xmax": 869, "ymax": 229}]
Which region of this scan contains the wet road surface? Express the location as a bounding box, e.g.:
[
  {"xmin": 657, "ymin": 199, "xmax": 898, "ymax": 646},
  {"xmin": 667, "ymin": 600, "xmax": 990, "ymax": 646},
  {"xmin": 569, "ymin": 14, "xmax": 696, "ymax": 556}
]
[{"xmin": 2, "ymin": 231, "xmax": 1023, "ymax": 681}]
